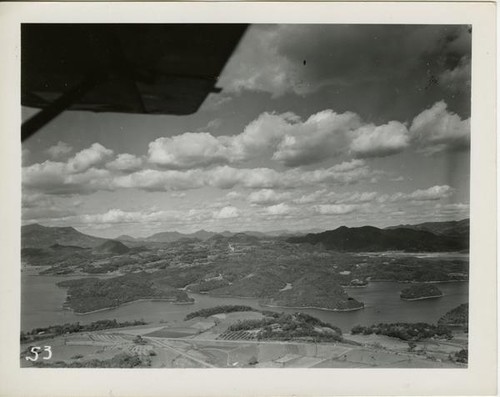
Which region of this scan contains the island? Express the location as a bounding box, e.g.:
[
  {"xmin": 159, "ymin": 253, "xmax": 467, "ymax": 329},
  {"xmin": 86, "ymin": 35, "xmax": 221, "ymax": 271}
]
[
  {"xmin": 262, "ymin": 273, "xmax": 364, "ymax": 312},
  {"xmin": 57, "ymin": 272, "xmax": 194, "ymax": 314},
  {"xmin": 400, "ymin": 284, "xmax": 443, "ymax": 301}
]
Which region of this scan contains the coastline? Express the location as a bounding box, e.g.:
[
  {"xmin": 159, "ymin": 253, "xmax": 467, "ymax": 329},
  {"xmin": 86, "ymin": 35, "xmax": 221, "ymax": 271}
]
[
  {"xmin": 400, "ymin": 294, "xmax": 444, "ymax": 301},
  {"xmin": 260, "ymin": 303, "xmax": 364, "ymax": 313},
  {"xmin": 370, "ymin": 279, "xmax": 467, "ymax": 284},
  {"xmin": 72, "ymin": 297, "xmax": 194, "ymax": 315}
]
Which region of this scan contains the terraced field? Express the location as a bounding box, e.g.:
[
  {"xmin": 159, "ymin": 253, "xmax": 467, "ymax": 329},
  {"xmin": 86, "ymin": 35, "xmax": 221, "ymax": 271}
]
[{"xmin": 21, "ymin": 311, "xmax": 468, "ymax": 368}]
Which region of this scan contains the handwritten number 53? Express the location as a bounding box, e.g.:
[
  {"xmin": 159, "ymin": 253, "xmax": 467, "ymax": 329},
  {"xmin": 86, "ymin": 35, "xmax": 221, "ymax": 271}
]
[{"xmin": 25, "ymin": 346, "xmax": 52, "ymax": 361}]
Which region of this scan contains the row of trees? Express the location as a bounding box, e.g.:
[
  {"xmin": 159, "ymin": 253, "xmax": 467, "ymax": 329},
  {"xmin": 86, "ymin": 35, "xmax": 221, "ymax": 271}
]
[
  {"xmin": 185, "ymin": 305, "xmax": 255, "ymax": 320},
  {"xmin": 21, "ymin": 319, "xmax": 147, "ymax": 342},
  {"xmin": 351, "ymin": 322, "xmax": 453, "ymax": 341},
  {"xmin": 227, "ymin": 312, "xmax": 343, "ymax": 342}
]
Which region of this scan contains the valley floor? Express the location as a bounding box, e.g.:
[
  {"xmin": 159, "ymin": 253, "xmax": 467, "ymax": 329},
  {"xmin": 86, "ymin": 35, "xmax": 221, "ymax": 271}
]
[{"xmin": 21, "ymin": 311, "xmax": 467, "ymax": 368}]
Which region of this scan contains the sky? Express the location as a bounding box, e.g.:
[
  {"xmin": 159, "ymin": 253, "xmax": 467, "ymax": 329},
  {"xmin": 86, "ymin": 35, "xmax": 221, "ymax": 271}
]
[{"xmin": 21, "ymin": 24, "xmax": 471, "ymax": 238}]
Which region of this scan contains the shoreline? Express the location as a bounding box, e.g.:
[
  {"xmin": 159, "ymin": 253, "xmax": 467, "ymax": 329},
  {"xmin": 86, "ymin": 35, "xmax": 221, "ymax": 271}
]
[
  {"xmin": 370, "ymin": 279, "xmax": 467, "ymax": 284},
  {"xmin": 199, "ymin": 292, "xmax": 365, "ymax": 312},
  {"xmin": 400, "ymin": 294, "xmax": 444, "ymax": 301},
  {"xmin": 71, "ymin": 298, "xmax": 194, "ymax": 315},
  {"xmin": 260, "ymin": 303, "xmax": 364, "ymax": 313}
]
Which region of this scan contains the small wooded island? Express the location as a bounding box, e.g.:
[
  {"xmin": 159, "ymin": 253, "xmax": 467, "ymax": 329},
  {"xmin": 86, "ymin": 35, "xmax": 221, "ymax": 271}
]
[{"xmin": 400, "ymin": 284, "xmax": 443, "ymax": 301}]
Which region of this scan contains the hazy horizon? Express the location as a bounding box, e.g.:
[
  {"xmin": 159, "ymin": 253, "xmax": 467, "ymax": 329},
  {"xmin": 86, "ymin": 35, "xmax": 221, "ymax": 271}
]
[{"xmin": 22, "ymin": 217, "xmax": 469, "ymax": 240}]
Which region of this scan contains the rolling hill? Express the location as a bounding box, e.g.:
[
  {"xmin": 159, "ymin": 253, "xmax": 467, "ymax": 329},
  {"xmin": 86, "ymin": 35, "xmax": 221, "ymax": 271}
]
[
  {"xmin": 120, "ymin": 229, "xmax": 304, "ymax": 243},
  {"xmin": 22, "ymin": 223, "xmax": 107, "ymax": 248},
  {"xmin": 385, "ymin": 219, "xmax": 469, "ymax": 241},
  {"xmin": 92, "ymin": 240, "xmax": 130, "ymax": 255},
  {"xmin": 287, "ymin": 225, "xmax": 468, "ymax": 252}
]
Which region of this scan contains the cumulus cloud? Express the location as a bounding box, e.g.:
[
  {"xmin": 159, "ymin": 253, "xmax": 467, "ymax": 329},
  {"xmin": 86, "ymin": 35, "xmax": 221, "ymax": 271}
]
[
  {"xmin": 266, "ymin": 203, "xmax": 293, "ymax": 215},
  {"xmin": 82, "ymin": 209, "xmax": 144, "ymax": 224},
  {"xmin": 293, "ymin": 189, "xmax": 378, "ymax": 207},
  {"xmin": 333, "ymin": 191, "xmax": 378, "ymax": 204},
  {"xmin": 67, "ymin": 143, "xmax": 114, "ymax": 173},
  {"xmin": 293, "ymin": 189, "xmax": 328, "ymax": 204},
  {"xmin": 146, "ymin": 100, "xmax": 468, "ymax": 172},
  {"xmin": 113, "ymin": 169, "xmax": 204, "ymax": 192},
  {"xmin": 226, "ymin": 191, "xmax": 243, "ymax": 200},
  {"xmin": 314, "ymin": 204, "xmax": 358, "ymax": 215},
  {"xmin": 76, "ymin": 208, "xmax": 191, "ymax": 226},
  {"xmin": 23, "ymin": 160, "xmax": 113, "ymax": 195},
  {"xmin": 106, "ymin": 153, "xmax": 143, "ymax": 172},
  {"xmin": 46, "ymin": 141, "xmax": 73, "ymax": 159},
  {"xmin": 407, "ymin": 185, "xmax": 453, "ymax": 201},
  {"xmin": 230, "ymin": 112, "xmax": 300, "ymax": 162},
  {"xmin": 248, "ymin": 189, "xmax": 291, "ymax": 205},
  {"xmin": 213, "ymin": 206, "xmax": 240, "ymax": 219},
  {"xmin": 410, "ymin": 101, "xmax": 470, "ymax": 154},
  {"xmin": 350, "ymin": 121, "xmax": 410, "ymax": 158},
  {"xmin": 207, "ymin": 160, "xmax": 375, "ymax": 190},
  {"xmin": 23, "ymin": 138, "xmax": 381, "ymax": 197},
  {"xmin": 170, "ymin": 192, "xmax": 186, "ymax": 198},
  {"xmin": 435, "ymin": 202, "xmax": 469, "ymax": 215},
  {"xmin": 271, "ymin": 110, "xmax": 362, "ymax": 166},
  {"xmin": 380, "ymin": 185, "xmax": 453, "ymax": 203},
  {"xmin": 148, "ymin": 133, "xmax": 231, "ymax": 169},
  {"xmin": 146, "ymin": 109, "xmax": 407, "ymax": 169}
]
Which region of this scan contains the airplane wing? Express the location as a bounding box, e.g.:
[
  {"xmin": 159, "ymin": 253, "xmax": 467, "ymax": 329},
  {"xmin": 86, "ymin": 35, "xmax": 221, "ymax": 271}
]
[{"xmin": 21, "ymin": 24, "xmax": 247, "ymax": 141}]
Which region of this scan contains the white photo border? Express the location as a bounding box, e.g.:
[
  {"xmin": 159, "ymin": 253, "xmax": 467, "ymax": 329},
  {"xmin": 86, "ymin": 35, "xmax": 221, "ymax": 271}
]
[{"xmin": 0, "ymin": 2, "xmax": 496, "ymax": 396}]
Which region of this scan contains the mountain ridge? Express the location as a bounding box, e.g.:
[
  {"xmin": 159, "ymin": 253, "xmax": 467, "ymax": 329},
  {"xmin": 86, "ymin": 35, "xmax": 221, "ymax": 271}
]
[
  {"xmin": 287, "ymin": 224, "xmax": 468, "ymax": 252},
  {"xmin": 22, "ymin": 223, "xmax": 107, "ymax": 249}
]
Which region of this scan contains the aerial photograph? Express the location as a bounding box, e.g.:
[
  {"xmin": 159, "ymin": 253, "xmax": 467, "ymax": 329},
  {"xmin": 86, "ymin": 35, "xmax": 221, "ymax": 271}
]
[{"xmin": 20, "ymin": 23, "xmax": 470, "ymax": 368}]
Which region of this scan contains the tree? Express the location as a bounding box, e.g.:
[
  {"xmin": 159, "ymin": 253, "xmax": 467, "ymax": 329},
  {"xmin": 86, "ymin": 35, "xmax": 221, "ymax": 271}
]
[
  {"xmin": 407, "ymin": 342, "xmax": 417, "ymax": 352},
  {"xmin": 133, "ymin": 335, "xmax": 147, "ymax": 345}
]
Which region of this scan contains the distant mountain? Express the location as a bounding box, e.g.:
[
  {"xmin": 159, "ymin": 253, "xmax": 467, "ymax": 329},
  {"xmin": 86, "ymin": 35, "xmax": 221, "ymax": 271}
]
[
  {"xmin": 139, "ymin": 228, "xmax": 313, "ymax": 243},
  {"xmin": 206, "ymin": 232, "xmax": 260, "ymax": 247},
  {"xmin": 22, "ymin": 223, "xmax": 107, "ymax": 249},
  {"xmin": 144, "ymin": 229, "xmax": 216, "ymax": 242},
  {"xmin": 121, "ymin": 228, "xmax": 311, "ymax": 244},
  {"xmin": 92, "ymin": 240, "xmax": 130, "ymax": 255},
  {"xmin": 190, "ymin": 230, "xmax": 216, "ymax": 240},
  {"xmin": 144, "ymin": 231, "xmax": 187, "ymax": 243},
  {"xmin": 385, "ymin": 219, "xmax": 469, "ymax": 241},
  {"xmin": 287, "ymin": 225, "xmax": 468, "ymax": 252},
  {"xmin": 116, "ymin": 234, "xmax": 138, "ymax": 242}
]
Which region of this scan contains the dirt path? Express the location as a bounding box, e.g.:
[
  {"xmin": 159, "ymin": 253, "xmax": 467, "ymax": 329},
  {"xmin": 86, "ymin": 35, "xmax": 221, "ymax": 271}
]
[{"xmin": 146, "ymin": 337, "xmax": 215, "ymax": 368}]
